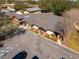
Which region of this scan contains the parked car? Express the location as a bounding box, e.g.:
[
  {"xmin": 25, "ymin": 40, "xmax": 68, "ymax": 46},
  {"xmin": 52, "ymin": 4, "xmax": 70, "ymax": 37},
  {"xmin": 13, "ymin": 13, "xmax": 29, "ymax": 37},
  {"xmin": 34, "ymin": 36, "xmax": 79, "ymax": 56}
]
[
  {"xmin": 1, "ymin": 9, "xmax": 9, "ymax": 13},
  {"xmin": 32, "ymin": 56, "xmax": 39, "ymax": 59},
  {"xmin": 60, "ymin": 57, "xmax": 65, "ymax": 59},
  {"xmin": 16, "ymin": 11, "xmax": 22, "ymax": 15},
  {"xmin": 0, "ymin": 43, "xmax": 3, "ymax": 47},
  {"xmin": 12, "ymin": 51, "xmax": 27, "ymax": 59},
  {"xmin": 7, "ymin": 7, "xmax": 15, "ymax": 12}
]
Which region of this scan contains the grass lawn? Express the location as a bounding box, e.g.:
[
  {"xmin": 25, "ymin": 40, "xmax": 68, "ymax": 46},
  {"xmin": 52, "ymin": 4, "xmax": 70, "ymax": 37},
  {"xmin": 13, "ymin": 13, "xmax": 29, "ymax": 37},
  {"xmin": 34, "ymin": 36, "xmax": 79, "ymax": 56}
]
[{"xmin": 66, "ymin": 31, "xmax": 79, "ymax": 52}]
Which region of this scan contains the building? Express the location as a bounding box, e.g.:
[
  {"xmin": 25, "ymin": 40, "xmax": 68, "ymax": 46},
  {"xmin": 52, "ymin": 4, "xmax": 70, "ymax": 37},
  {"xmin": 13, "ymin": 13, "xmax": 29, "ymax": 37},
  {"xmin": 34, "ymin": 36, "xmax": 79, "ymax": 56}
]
[
  {"xmin": 23, "ymin": 12, "xmax": 62, "ymax": 34},
  {"xmin": 26, "ymin": 7, "xmax": 41, "ymax": 13},
  {"xmin": 6, "ymin": 12, "xmax": 64, "ymax": 43}
]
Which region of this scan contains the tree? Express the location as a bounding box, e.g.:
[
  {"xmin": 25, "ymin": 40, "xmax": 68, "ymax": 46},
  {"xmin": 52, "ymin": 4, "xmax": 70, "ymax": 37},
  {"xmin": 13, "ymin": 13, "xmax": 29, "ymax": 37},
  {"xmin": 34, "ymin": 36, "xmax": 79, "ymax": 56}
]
[
  {"xmin": 0, "ymin": 13, "xmax": 11, "ymax": 27},
  {"xmin": 14, "ymin": 1, "xmax": 29, "ymax": 10},
  {"xmin": 55, "ymin": 8, "xmax": 79, "ymax": 42},
  {"xmin": 39, "ymin": 0, "xmax": 51, "ymax": 11},
  {"xmin": 0, "ymin": 0, "xmax": 5, "ymax": 5},
  {"xmin": 0, "ymin": 12, "xmax": 19, "ymax": 41},
  {"xmin": 38, "ymin": 0, "xmax": 76, "ymax": 16},
  {"xmin": 27, "ymin": 0, "xmax": 38, "ymax": 4}
]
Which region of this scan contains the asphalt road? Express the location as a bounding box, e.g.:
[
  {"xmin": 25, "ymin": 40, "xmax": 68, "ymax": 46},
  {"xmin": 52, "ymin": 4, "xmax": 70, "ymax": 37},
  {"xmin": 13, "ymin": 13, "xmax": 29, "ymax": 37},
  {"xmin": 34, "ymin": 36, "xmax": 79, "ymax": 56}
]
[{"xmin": 2, "ymin": 31, "xmax": 79, "ymax": 59}]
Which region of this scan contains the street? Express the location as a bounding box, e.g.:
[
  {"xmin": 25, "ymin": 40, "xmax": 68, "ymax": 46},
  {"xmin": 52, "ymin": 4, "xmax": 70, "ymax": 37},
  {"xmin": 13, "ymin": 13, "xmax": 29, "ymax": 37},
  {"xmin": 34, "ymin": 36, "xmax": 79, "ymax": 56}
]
[{"xmin": 1, "ymin": 31, "xmax": 79, "ymax": 59}]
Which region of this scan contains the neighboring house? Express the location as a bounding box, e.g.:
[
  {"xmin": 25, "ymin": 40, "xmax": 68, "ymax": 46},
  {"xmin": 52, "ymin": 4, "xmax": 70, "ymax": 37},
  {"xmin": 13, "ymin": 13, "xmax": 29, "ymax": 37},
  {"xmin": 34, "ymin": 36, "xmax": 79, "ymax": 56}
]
[{"xmin": 26, "ymin": 7, "xmax": 41, "ymax": 13}]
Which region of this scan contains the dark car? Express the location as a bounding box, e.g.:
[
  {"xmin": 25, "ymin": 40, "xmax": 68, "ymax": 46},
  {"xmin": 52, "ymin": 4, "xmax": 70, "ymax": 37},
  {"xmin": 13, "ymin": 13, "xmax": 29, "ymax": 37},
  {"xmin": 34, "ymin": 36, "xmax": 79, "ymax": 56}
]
[
  {"xmin": 0, "ymin": 43, "xmax": 3, "ymax": 47},
  {"xmin": 32, "ymin": 56, "xmax": 39, "ymax": 59},
  {"xmin": 60, "ymin": 57, "xmax": 65, "ymax": 59},
  {"xmin": 12, "ymin": 51, "xmax": 27, "ymax": 59}
]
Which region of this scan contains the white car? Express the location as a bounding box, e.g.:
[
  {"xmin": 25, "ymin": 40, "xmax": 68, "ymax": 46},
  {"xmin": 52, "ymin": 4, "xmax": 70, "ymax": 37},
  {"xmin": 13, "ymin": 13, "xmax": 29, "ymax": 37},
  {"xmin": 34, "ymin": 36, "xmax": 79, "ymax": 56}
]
[
  {"xmin": 1, "ymin": 9, "xmax": 9, "ymax": 13},
  {"xmin": 7, "ymin": 7, "xmax": 15, "ymax": 12},
  {"xmin": 16, "ymin": 11, "xmax": 22, "ymax": 15}
]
